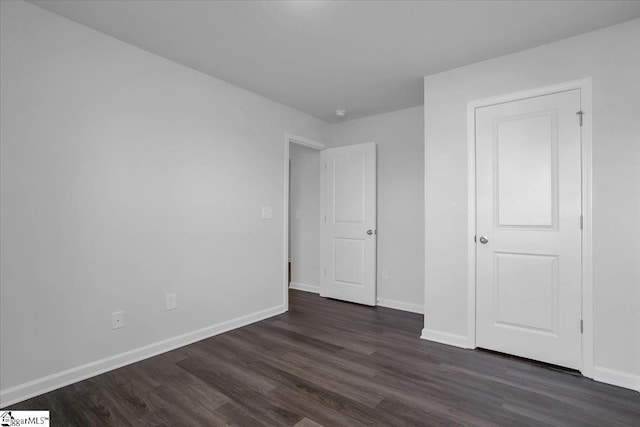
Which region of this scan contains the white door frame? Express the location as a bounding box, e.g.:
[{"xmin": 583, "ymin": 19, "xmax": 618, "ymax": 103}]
[
  {"xmin": 283, "ymin": 133, "xmax": 327, "ymax": 311},
  {"xmin": 466, "ymin": 78, "xmax": 594, "ymax": 377}
]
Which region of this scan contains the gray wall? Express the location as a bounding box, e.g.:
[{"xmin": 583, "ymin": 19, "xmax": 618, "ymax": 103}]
[
  {"xmin": 0, "ymin": 0, "xmax": 330, "ymax": 399},
  {"xmin": 423, "ymin": 18, "xmax": 640, "ymax": 383},
  {"xmin": 331, "ymin": 106, "xmax": 425, "ymax": 312}
]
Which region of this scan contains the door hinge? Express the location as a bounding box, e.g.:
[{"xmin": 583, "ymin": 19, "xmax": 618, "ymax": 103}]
[
  {"xmin": 580, "ymin": 319, "xmax": 584, "ymax": 333},
  {"xmin": 576, "ymin": 111, "xmax": 584, "ymax": 126},
  {"xmin": 580, "ymin": 215, "xmax": 583, "ymax": 230},
  {"xmin": 474, "ymin": 235, "xmax": 477, "ymax": 243}
]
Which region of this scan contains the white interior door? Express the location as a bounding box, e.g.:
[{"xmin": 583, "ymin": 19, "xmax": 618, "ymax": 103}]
[
  {"xmin": 475, "ymin": 89, "xmax": 582, "ymax": 369},
  {"xmin": 320, "ymin": 142, "xmax": 377, "ymax": 306}
]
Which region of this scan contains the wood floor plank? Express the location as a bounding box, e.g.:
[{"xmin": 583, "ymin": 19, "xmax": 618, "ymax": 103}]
[
  {"xmin": 176, "ymin": 356, "xmax": 303, "ymax": 426},
  {"xmin": 293, "ymin": 418, "xmax": 324, "ymax": 427},
  {"xmin": 4, "ymin": 290, "xmax": 639, "ymax": 426}
]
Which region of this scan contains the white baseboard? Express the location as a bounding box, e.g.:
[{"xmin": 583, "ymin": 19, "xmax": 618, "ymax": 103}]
[
  {"xmin": 421, "ymin": 328, "xmax": 470, "ymax": 349},
  {"xmin": 289, "ymin": 284, "xmax": 424, "ymax": 315},
  {"xmin": 419, "ymin": 332, "xmax": 640, "ymax": 393},
  {"xmin": 377, "ymin": 298, "xmax": 423, "ymax": 314},
  {"xmin": 289, "ymin": 282, "xmax": 319, "ymax": 294},
  {"xmin": 0, "ymin": 304, "xmax": 286, "ymax": 408},
  {"xmin": 593, "ymin": 366, "xmax": 640, "ymax": 393}
]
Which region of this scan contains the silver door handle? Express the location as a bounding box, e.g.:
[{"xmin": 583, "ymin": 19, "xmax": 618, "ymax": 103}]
[
  {"xmin": 479, "ymin": 236, "xmax": 489, "ymax": 244},
  {"xmin": 367, "ymin": 229, "xmax": 374, "ymax": 235}
]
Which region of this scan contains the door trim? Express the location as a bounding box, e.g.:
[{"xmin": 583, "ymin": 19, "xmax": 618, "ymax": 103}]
[
  {"xmin": 466, "ymin": 79, "xmax": 593, "ymax": 377},
  {"xmin": 283, "ymin": 133, "xmax": 327, "ymax": 312}
]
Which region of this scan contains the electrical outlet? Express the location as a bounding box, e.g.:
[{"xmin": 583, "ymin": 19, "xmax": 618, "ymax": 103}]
[
  {"xmin": 112, "ymin": 311, "xmax": 124, "ymax": 329},
  {"xmin": 166, "ymin": 293, "xmax": 177, "ymax": 311}
]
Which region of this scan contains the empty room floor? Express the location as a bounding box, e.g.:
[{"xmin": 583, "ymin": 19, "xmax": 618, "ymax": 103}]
[{"xmin": 8, "ymin": 290, "xmax": 640, "ymax": 426}]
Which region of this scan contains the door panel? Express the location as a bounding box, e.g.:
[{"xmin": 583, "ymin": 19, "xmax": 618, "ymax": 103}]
[
  {"xmin": 321, "ymin": 142, "xmax": 376, "ymax": 306},
  {"xmin": 494, "ymin": 252, "xmax": 558, "ymax": 334},
  {"xmin": 476, "ymin": 90, "xmax": 582, "ymax": 369},
  {"xmin": 495, "ymin": 112, "xmax": 557, "ymax": 227},
  {"xmin": 334, "ymin": 238, "xmax": 366, "ymax": 285},
  {"xmin": 334, "ymin": 152, "xmax": 366, "ymax": 223}
]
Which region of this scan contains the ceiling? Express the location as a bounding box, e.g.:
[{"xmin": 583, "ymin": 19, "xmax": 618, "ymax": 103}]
[{"xmin": 29, "ymin": 1, "xmax": 640, "ymax": 123}]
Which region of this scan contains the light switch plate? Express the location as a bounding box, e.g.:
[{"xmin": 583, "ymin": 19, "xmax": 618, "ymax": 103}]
[
  {"xmin": 262, "ymin": 206, "xmax": 273, "ymax": 219},
  {"xmin": 166, "ymin": 293, "xmax": 176, "ymax": 310}
]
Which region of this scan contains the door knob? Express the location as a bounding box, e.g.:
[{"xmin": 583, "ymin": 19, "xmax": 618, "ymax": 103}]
[
  {"xmin": 367, "ymin": 229, "xmax": 374, "ymax": 235},
  {"xmin": 479, "ymin": 236, "xmax": 489, "ymax": 244}
]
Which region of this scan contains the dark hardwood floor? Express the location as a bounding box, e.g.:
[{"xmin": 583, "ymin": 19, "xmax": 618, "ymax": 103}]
[{"xmin": 8, "ymin": 290, "xmax": 640, "ymax": 426}]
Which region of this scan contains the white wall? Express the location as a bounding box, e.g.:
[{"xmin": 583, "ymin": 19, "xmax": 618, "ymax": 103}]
[
  {"xmin": 423, "ymin": 18, "xmax": 640, "ymax": 386},
  {"xmin": 289, "ymin": 144, "xmax": 321, "ymax": 290},
  {"xmin": 0, "ymin": 0, "xmax": 330, "ymax": 404},
  {"xmin": 332, "ymin": 107, "xmax": 425, "ymax": 313}
]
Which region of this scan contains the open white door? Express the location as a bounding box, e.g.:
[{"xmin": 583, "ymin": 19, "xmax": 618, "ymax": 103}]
[
  {"xmin": 475, "ymin": 89, "xmax": 582, "ymax": 369},
  {"xmin": 320, "ymin": 142, "xmax": 376, "ymax": 306}
]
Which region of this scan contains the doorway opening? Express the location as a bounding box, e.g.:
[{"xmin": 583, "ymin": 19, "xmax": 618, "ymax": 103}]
[
  {"xmin": 283, "ymin": 133, "xmax": 326, "ymax": 311},
  {"xmin": 283, "ymin": 134, "xmax": 378, "ymax": 310}
]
